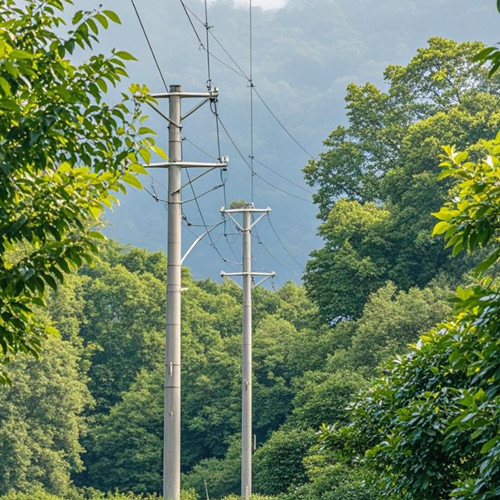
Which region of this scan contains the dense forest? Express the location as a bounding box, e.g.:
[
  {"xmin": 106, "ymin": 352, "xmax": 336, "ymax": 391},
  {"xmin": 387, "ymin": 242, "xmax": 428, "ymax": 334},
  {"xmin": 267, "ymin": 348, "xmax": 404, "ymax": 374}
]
[{"xmin": 3, "ymin": 1, "xmax": 500, "ymax": 499}]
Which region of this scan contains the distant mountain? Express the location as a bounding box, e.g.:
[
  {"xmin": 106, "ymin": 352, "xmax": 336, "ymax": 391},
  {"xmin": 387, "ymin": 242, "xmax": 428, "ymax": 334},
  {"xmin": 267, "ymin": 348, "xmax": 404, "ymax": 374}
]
[{"xmin": 88, "ymin": 0, "xmax": 498, "ymax": 284}]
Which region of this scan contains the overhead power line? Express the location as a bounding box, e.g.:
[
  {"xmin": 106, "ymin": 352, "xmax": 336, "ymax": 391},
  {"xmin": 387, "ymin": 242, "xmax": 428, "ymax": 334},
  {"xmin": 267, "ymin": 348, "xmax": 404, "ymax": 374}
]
[
  {"xmin": 179, "ymin": 0, "xmax": 314, "ymax": 160},
  {"xmin": 130, "ymin": 0, "xmax": 169, "ymax": 92},
  {"xmin": 267, "ymin": 213, "xmax": 305, "ymax": 273},
  {"xmin": 216, "ymin": 115, "xmax": 312, "ymax": 203}
]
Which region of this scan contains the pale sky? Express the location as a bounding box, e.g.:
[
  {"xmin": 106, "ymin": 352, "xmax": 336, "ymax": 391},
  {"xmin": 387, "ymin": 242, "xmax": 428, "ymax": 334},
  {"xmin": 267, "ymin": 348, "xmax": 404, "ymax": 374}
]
[{"xmin": 209, "ymin": 0, "xmax": 288, "ymax": 10}]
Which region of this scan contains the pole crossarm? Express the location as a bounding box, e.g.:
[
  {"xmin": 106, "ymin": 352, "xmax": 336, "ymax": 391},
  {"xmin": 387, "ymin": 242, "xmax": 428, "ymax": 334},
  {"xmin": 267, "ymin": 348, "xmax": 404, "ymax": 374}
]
[
  {"xmin": 220, "ymin": 206, "xmax": 270, "ymax": 232},
  {"xmin": 221, "ymin": 207, "xmax": 271, "ymax": 214},
  {"xmin": 220, "ymin": 271, "xmax": 275, "ymax": 277},
  {"xmin": 151, "ymin": 88, "xmax": 219, "ymax": 99},
  {"xmin": 146, "ymin": 160, "xmax": 229, "ymax": 169}
]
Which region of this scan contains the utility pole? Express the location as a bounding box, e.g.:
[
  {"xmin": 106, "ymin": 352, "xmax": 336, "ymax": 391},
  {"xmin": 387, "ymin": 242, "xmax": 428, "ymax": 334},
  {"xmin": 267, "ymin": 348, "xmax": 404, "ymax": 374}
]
[
  {"xmin": 148, "ymin": 84, "xmax": 228, "ymax": 500},
  {"xmin": 221, "ymin": 204, "xmax": 275, "ymax": 499}
]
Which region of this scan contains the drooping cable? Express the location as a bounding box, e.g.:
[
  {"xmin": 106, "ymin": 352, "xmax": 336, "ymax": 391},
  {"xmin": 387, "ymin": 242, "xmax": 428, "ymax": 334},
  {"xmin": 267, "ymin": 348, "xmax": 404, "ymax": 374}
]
[
  {"xmin": 253, "ymin": 157, "xmax": 314, "ymax": 195},
  {"xmin": 254, "ymin": 225, "xmax": 301, "ymax": 280},
  {"xmin": 218, "ymin": 116, "xmax": 312, "ymax": 203},
  {"xmin": 180, "ymin": 0, "xmax": 248, "ymax": 79},
  {"xmin": 252, "ymin": 86, "xmax": 314, "ymax": 158},
  {"xmin": 130, "ymin": 0, "xmax": 169, "ymax": 92},
  {"xmin": 179, "ymin": 0, "xmax": 204, "ymax": 47},
  {"xmin": 267, "ymin": 213, "xmax": 305, "ymax": 272},
  {"xmin": 184, "ymin": 164, "xmax": 240, "ymax": 267}
]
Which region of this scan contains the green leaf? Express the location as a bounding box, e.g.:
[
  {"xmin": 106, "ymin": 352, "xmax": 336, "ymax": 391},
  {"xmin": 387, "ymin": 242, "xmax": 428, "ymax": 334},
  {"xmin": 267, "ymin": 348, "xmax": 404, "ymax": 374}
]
[
  {"xmin": 122, "ymin": 172, "xmax": 142, "ymax": 189},
  {"xmin": 481, "ymin": 436, "xmax": 499, "ymax": 454},
  {"xmin": 103, "ymin": 10, "xmax": 121, "ymax": 24},
  {"xmin": 114, "ymin": 51, "xmax": 137, "ymax": 61},
  {"xmin": 432, "ymin": 221, "xmax": 450, "ymax": 236}
]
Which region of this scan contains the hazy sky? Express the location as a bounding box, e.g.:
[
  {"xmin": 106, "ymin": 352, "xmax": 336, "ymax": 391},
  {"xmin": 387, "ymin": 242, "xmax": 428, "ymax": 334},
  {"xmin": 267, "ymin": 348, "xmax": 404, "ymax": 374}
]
[
  {"xmin": 212, "ymin": 0, "xmax": 288, "ymax": 9},
  {"xmin": 88, "ymin": 0, "xmax": 500, "ymax": 285}
]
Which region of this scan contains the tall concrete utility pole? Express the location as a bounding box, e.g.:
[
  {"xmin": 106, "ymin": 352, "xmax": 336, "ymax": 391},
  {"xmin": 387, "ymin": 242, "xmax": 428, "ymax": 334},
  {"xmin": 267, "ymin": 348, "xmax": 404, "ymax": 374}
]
[
  {"xmin": 221, "ymin": 204, "xmax": 275, "ymax": 499},
  {"xmin": 148, "ymin": 85, "xmax": 228, "ymax": 500}
]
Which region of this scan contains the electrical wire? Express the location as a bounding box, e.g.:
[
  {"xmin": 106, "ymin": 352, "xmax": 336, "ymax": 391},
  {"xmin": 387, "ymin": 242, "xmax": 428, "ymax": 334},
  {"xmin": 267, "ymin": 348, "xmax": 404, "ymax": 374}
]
[
  {"xmin": 252, "ymin": 86, "xmax": 314, "ymax": 158},
  {"xmin": 184, "ymin": 166, "xmax": 240, "ymax": 267},
  {"xmin": 180, "ymin": 0, "xmax": 314, "ymax": 160},
  {"xmin": 179, "ymin": 0, "xmax": 248, "ymax": 80},
  {"xmin": 253, "ymin": 156, "xmax": 314, "ymax": 195},
  {"xmin": 217, "ymin": 116, "xmax": 312, "ymax": 203},
  {"xmin": 254, "ymin": 225, "xmax": 301, "ymax": 280},
  {"xmin": 130, "ymin": 0, "xmax": 169, "ymax": 92},
  {"xmin": 267, "ymin": 213, "xmax": 305, "ymax": 272},
  {"xmin": 183, "ymin": 136, "xmax": 217, "ymax": 160}
]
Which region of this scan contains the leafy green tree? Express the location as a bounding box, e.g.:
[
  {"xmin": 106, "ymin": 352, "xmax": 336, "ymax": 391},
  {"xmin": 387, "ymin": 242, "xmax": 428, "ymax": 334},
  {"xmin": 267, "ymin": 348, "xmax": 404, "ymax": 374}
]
[
  {"xmin": 326, "ymin": 281, "xmax": 452, "ymax": 376},
  {"xmin": 253, "ymin": 428, "xmax": 316, "ymax": 496},
  {"xmin": 279, "ymin": 456, "xmax": 377, "ymax": 500},
  {"xmin": 79, "ymin": 260, "xmax": 165, "ymax": 412},
  {"xmin": 182, "ymin": 438, "xmax": 241, "ymax": 499},
  {"xmin": 0, "ymin": 336, "xmax": 92, "ymax": 496},
  {"xmin": 304, "ymin": 38, "xmax": 500, "ymax": 322},
  {"xmin": 287, "ymin": 370, "xmax": 367, "ymax": 430},
  {"xmin": 0, "ymin": 0, "xmax": 161, "ymax": 382},
  {"xmin": 332, "ymin": 136, "xmax": 500, "ymax": 499},
  {"xmin": 85, "ymin": 367, "xmax": 163, "ymax": 494}
]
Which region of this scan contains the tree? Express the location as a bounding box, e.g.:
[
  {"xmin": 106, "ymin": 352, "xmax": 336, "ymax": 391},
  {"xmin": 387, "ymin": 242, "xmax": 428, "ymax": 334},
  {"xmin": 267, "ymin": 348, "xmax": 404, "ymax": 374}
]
[
  {"xmin": 303, "ymin": 38, "xmax": 500, "ymax": 322},
  {"xmin": 325, "ymin": 281, "xmax": 452, "ymax": 376},
  {"xmin": 0, "ymin": 0, "xmax": 162, "ymax": 382},
  {"xmin": 79, "ymin": 259, "xmax": 165, "ymax": 412},
  {"xmin": 331, "ymin": 136, "xmax": 500, "ymax": 499},
  {"xmin": 253, "ymin": 428, "xmax": 316, "ymax": 495},
  {"xmin": 0, "ymin": 336, "xmax": 92, "ymax": 496}
]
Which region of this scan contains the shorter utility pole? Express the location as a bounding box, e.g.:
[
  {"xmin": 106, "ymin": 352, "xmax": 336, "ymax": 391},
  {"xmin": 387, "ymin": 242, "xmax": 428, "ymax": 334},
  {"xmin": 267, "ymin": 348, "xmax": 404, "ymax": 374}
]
[{"xmin": 221, "ymin": 203, "xmax": 275, "ymax": 499}]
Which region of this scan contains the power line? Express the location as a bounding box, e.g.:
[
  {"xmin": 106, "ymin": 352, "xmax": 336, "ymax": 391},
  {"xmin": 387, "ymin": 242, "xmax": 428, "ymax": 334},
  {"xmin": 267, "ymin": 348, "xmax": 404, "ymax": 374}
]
[
  {"xmin": 252, "ymin": 86, "xmax": 314, "ymax": 158},
  {"xmin": 217, "ymin": 116, "xmax": 312, "ymax": 203},
  {"xmin": 267, "ymin": 213, "xmax": 305, "ymax": 273},
  {"xmin": 179, "ymin": 0, "xmax": 248, "ymax": 80},
  {"xmin": 179, "ymin": 0, "xmax": 204, "ymax": 47},
  {"xmin": 184, "ymin": 166, "xmax": 239, "ymax": 267},
  {"xmin": 183, "ymin": 136, "xmax": 217, "ymax": 160},
  {"xmin": 179, "ymin": 1, "xmax": 314, "ymax": 160},
  {"xmin": 253, "ymin": 157, "xmax": 314, "ymax": 195},
  {"xmin": 130, "ymin": 0, "xmax": 169, "ymax": 92},
  {"xmin": 254, "ymin": 225, "xmax": 302, "ymax": 280}
]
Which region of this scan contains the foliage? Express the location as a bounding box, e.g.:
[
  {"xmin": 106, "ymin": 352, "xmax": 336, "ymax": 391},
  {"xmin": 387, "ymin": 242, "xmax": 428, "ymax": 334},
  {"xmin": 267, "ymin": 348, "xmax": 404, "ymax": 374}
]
[
  {"xmin": 287, "ymin": 370, "xmax": 367, "ymax": 430},
  {"xmin": 331, "ymin": 136, "xmax": 500, "ymax": 499},
  {"xmin": 253, "ymin": 428, "xmax": 316, "ymax": 495},
  {"xmin": 303, "ymin": 38, "xmax": 500, "ymax": 322},
  {"xmin": 0, "ymin": 0, "xmax": 162, "ymax": 382},
  {"xmin": 473, "ymin": 2, "xmax": 500, "ymax": 76},
  {"xmin": 182, "ymin": 439, "xmax": 240, "ymax": 499},
  {"xmin": 0, "ymin": 336, "xmax": 91, "ymax": 496},
  {"xmin": 326, "ymin": 281, "xmax": 452, "ymax": 376},
  {"xmin": 79, "ymin": 260, "xmax": 165, "ymax": 412},
  {"xmin": 84, "ymin": 367, "xmax": 163, "ymax": 494},
  {"xmin": 278, "ymin": 457, "xmax": 377, "ymax": 500},
  {"xmin": 0, "ymin": 488, "xmax": 194, "ymax": 499}
]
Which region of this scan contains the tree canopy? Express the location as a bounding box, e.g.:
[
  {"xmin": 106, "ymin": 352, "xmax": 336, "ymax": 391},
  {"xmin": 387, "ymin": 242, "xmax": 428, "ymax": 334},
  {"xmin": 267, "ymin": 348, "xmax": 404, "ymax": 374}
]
[
  {"xmin": 0, "ymin": 0, "xmax": 161, "ymax": 382},
  {"xmin": 304, "ymin": 38, "xmax": 500, "ymax": 323}
]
